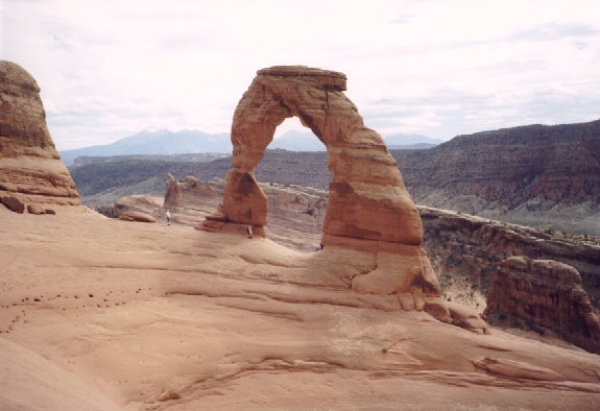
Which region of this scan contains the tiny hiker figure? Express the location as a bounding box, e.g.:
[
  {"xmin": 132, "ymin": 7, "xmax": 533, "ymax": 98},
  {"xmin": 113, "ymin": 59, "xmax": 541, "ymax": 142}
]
[
  {"xmin": 247, "ymin": 224, "xmax": 253, "ymax": 239},
  {"xmin": 166, "ymin": 209, "xmax": 171, "ymax": 226}
]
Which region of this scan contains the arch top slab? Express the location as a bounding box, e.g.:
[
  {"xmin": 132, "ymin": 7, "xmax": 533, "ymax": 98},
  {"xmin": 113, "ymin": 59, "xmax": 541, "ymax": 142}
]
[{"xmin": 257, "ymin": 66, "xmax": 347, "ymax": 91}]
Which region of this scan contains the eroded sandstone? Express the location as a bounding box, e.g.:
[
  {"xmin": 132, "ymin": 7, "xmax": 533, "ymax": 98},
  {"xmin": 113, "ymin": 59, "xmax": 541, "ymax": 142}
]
[
  {"xmin": 484, "ymin": 256, "xmax": 600, "ymax": 353},
  {"xmin": 0, "ymin": 60, "xmax": 81, "ymax": 211},
  {"xmin": 198, "ymin": 66, "xmax": 444, "ymax": 310}
]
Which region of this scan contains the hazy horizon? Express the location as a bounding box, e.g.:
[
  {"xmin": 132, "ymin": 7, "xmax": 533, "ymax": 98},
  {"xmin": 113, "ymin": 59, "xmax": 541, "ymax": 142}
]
[{"xmin": 3, "ymin": 0, "xmax": 600, "ymax": 151}]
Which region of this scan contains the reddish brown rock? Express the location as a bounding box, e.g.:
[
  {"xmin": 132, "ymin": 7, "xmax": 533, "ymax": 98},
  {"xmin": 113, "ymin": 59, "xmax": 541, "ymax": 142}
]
[
  {"xmin": 472, "ymin": 357, "xmax": 565, "ymax": 382},
  {"xmin": 199, "ymin": 66, "xmax": 444, "ymax": 309},
  {"xmin": 27, "ymin": 203, "xmax": 45, "ymax": 215},
  {"xmin": 391, "ymin": 119, "xmax": 600, "ymax": 236},
  {"xmin": 0, "ymin": 60, "xmax": 81, "ymax": 209},
  {"xmin": 163, "ymin": 173, "xmax": 219, "ymax": 212},
  {"xmin": 1, "ymin": 195, "xmax": 25, "ymax": 214},
  {"xmin": 119, "ymin": 211, "xmax": 157, "ymax": 223},
  {"xmin": 111, "ymin": 195, "xmax": 163, "ymax": 219},
  {"xmin": 484, "ymin": 256, "xmax": 600, "ymax": 353}
]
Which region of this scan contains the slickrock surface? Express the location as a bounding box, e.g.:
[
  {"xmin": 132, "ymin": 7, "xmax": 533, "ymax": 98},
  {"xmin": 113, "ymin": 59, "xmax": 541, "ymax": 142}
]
[
  {"xmin": 485, "ymin": 257, "xmax": 600, "ymax": 354},
  {"xmin": 158, "ymin": 178, "xmax": 600, "ymax": 352},
  {"xmin": 163, "ymin": 176, "xmax": 327, "ymax": 251},
  {"xmin": 201, "ymin": 66, "xmax": 443, "ymax": 308},
  {"xmin": 2, "ymin": 205, "xmax": 600, "ymax": 411},
  {"xmin": 0, "ymin": 61, "xmax": 81, "ymax": 211}
]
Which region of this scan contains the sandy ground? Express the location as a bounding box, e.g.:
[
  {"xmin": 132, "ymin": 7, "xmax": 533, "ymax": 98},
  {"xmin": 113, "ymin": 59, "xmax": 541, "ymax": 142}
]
[{"xmin": 1, "ymin": 205, "xmax": 600, "ymax": 411}]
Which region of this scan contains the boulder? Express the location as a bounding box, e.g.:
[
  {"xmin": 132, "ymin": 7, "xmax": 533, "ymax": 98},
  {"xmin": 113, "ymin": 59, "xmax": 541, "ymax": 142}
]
[
  {"xmin": 112, "ymin": 195, "xmax": 162, "ymax": 219},
  {"xmin": 1, "ymin": 195, "xmax": 25, "ymax": 214},
  {"xmin": 119, "ymin": 211, "xmax": 157, "ymax": 223},
  {"xmin": 0, "ymin": 60, "xmax": 81, "ymax": 208},
  {"xmin": 27, "ymin": 203, "xmax": 45, "ymax": 215}
]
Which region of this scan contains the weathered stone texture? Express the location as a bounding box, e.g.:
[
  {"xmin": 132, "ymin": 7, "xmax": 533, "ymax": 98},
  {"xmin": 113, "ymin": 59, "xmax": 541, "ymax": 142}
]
[
  {"xmin": 119, "ymin": 211, "xmax": 157, "ymax": 223},
  {"xmin": 0, "ymin": 60, "xmax": 80, "ymax": 209},
  {"xmin": 200, "ymin": 66, "xmax": 444, "ymax": 309},
  {"xmin": 484, "ymin": 256, "xmax": 600, "ymax": 353},
  {"xmin": 0, "ymin": 195, "xmax": 25, "ymax": 214}
]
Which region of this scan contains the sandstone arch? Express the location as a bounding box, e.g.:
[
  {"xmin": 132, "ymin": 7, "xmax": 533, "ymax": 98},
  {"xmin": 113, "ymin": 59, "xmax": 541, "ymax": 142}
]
[{"xmin": 200, "ymin": 66, "xmax": 444, "ymax": 304}]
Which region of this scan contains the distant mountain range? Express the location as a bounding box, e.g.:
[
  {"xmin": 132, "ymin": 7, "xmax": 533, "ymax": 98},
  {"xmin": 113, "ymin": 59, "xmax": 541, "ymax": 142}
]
[
  {"xmin": 59, "ymin": 129, "xmax": 442, "ymax": 165},
  {"xmin": 59, "ymin": 129, "xmax": 231, "ymax": 166},
  {"xmin": 70, "ymin": 119, "xmax": 600, "ymax": 236}
]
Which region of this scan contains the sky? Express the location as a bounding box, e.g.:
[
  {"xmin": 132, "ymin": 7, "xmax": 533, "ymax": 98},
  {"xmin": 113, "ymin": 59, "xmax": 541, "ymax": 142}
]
[{"xmin": 2, "ymin": 0, "xmax": 600, "ymax": 151}]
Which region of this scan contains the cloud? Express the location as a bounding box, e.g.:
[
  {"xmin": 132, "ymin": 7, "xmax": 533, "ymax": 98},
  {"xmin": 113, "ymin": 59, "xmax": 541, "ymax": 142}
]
[
  {"xmin": 507, "ymin": 22, "xmax": 599, "ymax": 42},
  {"xmin": 2, "ymin": 0, "xmax": 600, "ymax": 149}
]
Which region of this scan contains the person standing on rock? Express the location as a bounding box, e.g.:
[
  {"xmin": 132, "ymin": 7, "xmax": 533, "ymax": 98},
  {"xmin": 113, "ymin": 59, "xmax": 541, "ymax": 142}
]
[
  {"xmin": 247, "ymin": 224, "xmax": 253, "ymax": 239},
  {"xmin": 166, "ymin": 209, "xmax": 171, "ymax": 225}
]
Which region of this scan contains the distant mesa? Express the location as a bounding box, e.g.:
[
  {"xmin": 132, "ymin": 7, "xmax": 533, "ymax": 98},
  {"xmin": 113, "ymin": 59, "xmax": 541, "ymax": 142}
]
[
  {"xmin": 198, "ymin": 65, "xmax": 460, "ymax": 324},
  {"xmin": 0, "ymin": 60, "xmax": 81, "ymax": 214}
]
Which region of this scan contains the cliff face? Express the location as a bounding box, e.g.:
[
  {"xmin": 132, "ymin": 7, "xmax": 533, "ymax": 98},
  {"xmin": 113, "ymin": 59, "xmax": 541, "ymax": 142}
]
[
  {"xmin": 420, "ymin": 206, "xmax": 600, "ymax": 310},
  {"xmin": 0, "ymin": 61, "xmax": 81, "ymax": 210},
  {"xmin": 484, "ymin": 257, "xmax": 600, "ymax": 354},
  {"xmin": 420, "ymin": 206, "xmax": 600, "ymax": 353},
  {"xmin": 397, "ymin": 120, "xmax": 600, "ymax": 205},
  {"xmin": 393, "ymin": 120, "xmax": 600, "ymax": 235}
]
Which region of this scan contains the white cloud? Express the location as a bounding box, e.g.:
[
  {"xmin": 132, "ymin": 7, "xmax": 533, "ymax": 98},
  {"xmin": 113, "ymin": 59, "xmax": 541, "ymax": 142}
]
[{"xmin": 2, "ymin": 0, "xmax": 600, "ymax": 149}]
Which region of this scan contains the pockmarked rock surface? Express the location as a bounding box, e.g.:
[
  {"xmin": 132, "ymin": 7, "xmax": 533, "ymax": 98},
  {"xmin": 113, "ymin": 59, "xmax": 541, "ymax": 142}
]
[
  {"xmin": 0, "ymin": 61, "xmax": 81, "ymax": 211},
  {"xmin": 485, "ymin": 256, "xmax": 600, "ymax": 354},
  {"xmin": 2, "ymin": 206, "xmax": 600, "ymax": 411},
  {"xmin": 200, "ymin": 66, "xmax": 444, "ymax": 314}
]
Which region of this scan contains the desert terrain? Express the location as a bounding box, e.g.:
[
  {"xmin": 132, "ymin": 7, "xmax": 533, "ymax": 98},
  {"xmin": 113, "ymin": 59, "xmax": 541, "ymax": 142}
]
[
  {"xmin": 2, "ymin": 205, "xmax": 600, "ymax": 411},
  {"xmin": 2, "ymin": 60, "xmax": 600, "ymax": 411}
]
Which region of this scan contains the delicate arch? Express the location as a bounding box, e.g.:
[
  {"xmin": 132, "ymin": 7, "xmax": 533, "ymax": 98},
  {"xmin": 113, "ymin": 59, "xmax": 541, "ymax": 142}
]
[{"xmin": 202, "ymin": 66, "xmax": 423, "ymax": 246}]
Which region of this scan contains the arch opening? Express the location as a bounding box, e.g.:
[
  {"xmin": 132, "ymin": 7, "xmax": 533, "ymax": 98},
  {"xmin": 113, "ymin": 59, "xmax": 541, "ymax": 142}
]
[{"xmin": 256, "ymin": 117, "xmax": 328, "ymax": 251}]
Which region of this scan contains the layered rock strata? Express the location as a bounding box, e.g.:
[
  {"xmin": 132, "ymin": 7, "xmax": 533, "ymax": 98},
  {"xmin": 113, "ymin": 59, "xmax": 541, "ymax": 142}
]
[
  {"xmin": 0, "ymin": 61, "xmax": 80, "ymax": 211},
  {"xmin": 419, "ymin": 206, "xmax": 600, "ymax": 312},
  {"xmin": 392, "ymin": 119, "xmax": 600, "ymax": 236},
  {"xmin": 199, "ymin": 66, "xmax": 447, "ymax": 316},
  {"xmin": 484, "ymin": 257, "xmax": 600, "ymax": 353}
]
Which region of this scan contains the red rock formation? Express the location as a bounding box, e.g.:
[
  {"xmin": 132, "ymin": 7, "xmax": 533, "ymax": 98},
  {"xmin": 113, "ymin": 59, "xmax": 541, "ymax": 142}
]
[
  {"xmin": 199, "ymin": 66, "xmax": 448, "ymax": 317},
  {"xmin": 419, "ymin": 206, "xmax": 600, "ymax": 313},
  {"xmin": 163, "ymin": 173, "xmax": 219, "ymax": 212},
  {"xmin": 484, "ymin": 256, "xmax": 600, "ymax": 353},
  {"xmin": 119, "ymin": 211, "xmax": 157, "ymax": 223},
  {"xmin": 0, "ymin": 61, "xmax": 81, "ymax": 211}
]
